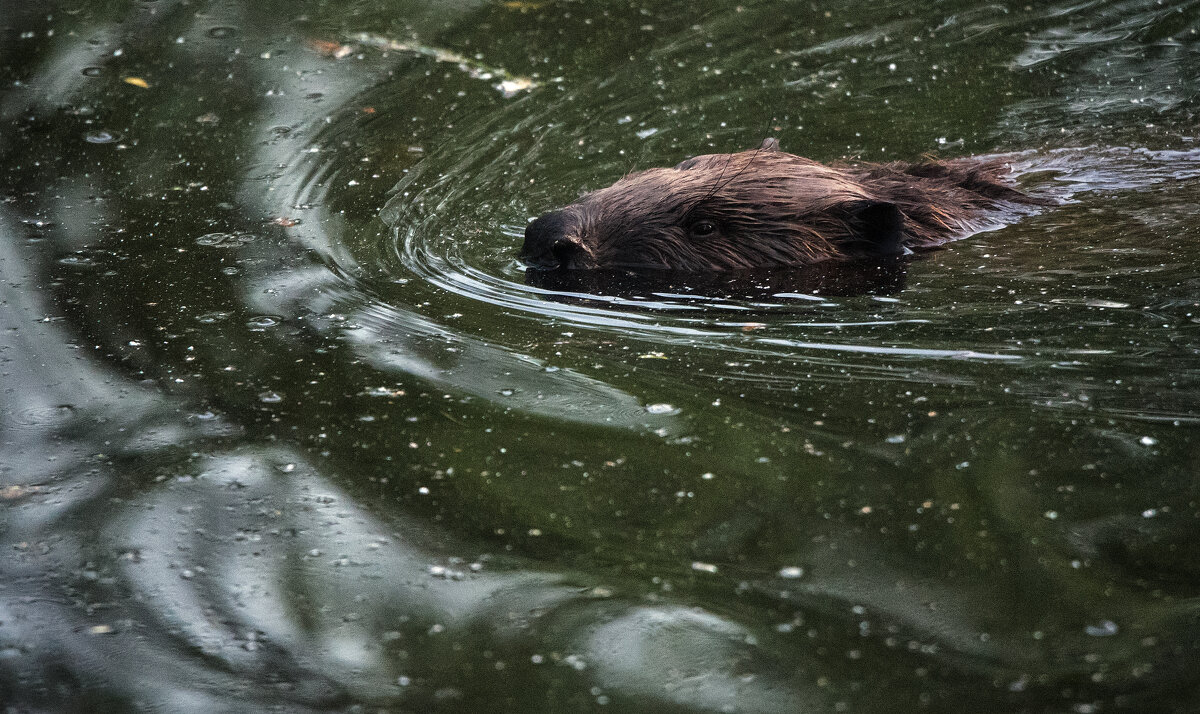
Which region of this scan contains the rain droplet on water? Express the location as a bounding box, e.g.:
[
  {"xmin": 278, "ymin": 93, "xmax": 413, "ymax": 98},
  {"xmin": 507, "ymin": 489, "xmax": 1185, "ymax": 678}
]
[
  {"xmin": 196, "ymin": 311, "xmax": 231, "ymax": 324},
  {"xmin": 245, "ymin": 315, "xmax": 281, "ymax": 330},
  {"xmin": 57, "ymin": 254, "xmax": 95, "ymax": 266},
  {"xmin": 1085, "ymin": 620, "xmax": 1119, "ymax": 637},
  {"xmin": 196, "ymin": 232, "xmax": 256, "ymax": 248}
]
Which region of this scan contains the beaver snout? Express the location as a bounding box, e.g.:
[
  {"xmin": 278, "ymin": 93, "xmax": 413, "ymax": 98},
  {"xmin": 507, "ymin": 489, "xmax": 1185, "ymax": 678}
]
[{"xmin": 521, "ymin": 210, "xmax": 586, "ymax": 269}]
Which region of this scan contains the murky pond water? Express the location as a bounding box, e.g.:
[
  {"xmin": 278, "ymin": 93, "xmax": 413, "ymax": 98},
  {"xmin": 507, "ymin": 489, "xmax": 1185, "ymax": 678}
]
[{"xmin": 3, "ymin": 0, "xmax": 1200, "ymax": 711}]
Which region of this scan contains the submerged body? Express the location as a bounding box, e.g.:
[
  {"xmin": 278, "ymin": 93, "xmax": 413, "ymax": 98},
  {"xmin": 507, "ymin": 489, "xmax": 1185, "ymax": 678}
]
[{"xmin": 520, "ymin": 139, "xmax": 1050, "ymax": 272}]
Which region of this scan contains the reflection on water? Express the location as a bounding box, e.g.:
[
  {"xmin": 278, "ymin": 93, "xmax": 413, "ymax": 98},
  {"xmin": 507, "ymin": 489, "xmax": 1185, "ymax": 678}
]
[
  {"xmin": 521, "ymin": 258, "xmax": 911, "ymax": 300},
  {"xmin": 3, "ymin": 0, "xmax": 1200, "ymax": 711}
]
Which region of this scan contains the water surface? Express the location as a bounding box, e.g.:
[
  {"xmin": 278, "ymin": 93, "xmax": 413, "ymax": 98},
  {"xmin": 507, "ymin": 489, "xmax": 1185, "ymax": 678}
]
[{"xmin": 3, "ymin": 0, "xmax": 1200, "ymax": 711}]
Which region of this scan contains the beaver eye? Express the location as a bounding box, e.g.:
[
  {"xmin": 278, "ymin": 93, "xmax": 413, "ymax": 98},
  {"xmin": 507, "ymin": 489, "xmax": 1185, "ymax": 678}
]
[{"xmin": 689, "ymin": 219, "xmax": 717, "ymax": 238}]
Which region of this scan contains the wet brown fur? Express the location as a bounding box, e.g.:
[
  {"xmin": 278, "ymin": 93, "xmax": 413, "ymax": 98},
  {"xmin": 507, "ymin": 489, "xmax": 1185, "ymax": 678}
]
[{"xmin": 521, "ymin": 141, "xmax": 1050, "ymax": 272}]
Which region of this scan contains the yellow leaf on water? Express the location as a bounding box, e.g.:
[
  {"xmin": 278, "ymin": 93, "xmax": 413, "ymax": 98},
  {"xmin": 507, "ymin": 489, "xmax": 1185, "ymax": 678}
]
[
  {"xmin": 123, "ymin": 77, "xmax": 150, "ymax": 89},
  {"xmin": 1, "ymin": 485, "xmax": 40, "ymax": 500}
]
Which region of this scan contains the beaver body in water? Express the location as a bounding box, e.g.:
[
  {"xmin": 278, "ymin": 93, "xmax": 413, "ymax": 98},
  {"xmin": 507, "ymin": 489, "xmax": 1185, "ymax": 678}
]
[{"xmin": 520, "ymin": 138, "xmax": 1050, "ymax": 272}]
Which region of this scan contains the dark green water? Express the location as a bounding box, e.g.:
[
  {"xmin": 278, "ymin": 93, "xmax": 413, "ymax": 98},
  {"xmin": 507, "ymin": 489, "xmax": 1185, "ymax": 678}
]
[{"xmin": 3, "ymin": 0, "xmax": 1200, "ymax": 711}]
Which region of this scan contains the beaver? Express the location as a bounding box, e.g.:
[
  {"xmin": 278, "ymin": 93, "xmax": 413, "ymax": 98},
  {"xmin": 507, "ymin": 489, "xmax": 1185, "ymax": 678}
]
[{"xmin": 520, "ymin": 138, "xmax": 1050, "ymax": 272}]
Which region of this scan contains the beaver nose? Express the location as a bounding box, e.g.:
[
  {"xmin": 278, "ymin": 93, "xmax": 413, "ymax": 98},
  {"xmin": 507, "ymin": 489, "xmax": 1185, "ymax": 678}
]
[{"xmin": 521, "ymin": 210, "xmax": 583, "ymax": 269}]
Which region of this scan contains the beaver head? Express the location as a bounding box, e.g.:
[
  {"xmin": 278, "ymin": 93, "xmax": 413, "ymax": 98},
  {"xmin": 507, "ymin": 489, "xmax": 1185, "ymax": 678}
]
[{"xmin": 520, "ymin": 138, "xmax": 908, "ymax": 272}]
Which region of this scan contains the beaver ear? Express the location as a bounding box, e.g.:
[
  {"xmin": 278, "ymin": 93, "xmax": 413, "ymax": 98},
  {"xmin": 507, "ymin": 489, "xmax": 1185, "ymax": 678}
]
[
  {"xmin": 759, "ymin": 137, "xmax": 780, "ymax": 152},
  {"xmin": 845, "ymin": 200, "xmax": 905, "ymax": 256}
]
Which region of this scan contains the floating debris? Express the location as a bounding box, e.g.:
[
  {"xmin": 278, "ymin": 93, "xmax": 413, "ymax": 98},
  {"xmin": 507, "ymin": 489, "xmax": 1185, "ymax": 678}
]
[
  {"xmin": 344, "ymin": 32, "xmax": 538, "ymax": 97},
  {"xmin": 496, "ymin": 78, "xmax": 536, "ymax": 96},
  {"xmin": 306, "ymin": 39, "xmax": 356, "ymax": 59}
]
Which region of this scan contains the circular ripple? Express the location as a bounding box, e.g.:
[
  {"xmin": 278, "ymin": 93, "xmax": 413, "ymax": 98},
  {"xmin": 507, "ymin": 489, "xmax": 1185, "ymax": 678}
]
[{"xmin": 0, "ymin": 404, "xmax": 76, "ymax": 432}]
